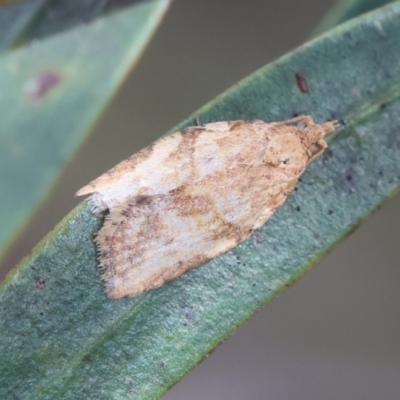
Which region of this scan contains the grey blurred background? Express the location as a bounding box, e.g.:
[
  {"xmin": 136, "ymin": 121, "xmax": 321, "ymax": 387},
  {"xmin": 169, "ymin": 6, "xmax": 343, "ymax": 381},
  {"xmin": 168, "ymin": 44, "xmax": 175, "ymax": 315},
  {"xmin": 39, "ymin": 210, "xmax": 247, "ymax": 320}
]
[{"xmin": 3, "ymin": 1, "xmax": 400, "ymax": 399}]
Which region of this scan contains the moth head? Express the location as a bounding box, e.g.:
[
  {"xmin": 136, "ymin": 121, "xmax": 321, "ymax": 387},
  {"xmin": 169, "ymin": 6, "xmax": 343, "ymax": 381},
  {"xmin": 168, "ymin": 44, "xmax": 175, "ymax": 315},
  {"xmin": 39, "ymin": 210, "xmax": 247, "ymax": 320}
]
[
  {"xmin": 263, "ymin": 132, "xmax": 309, "ymax": 174},
  {"xmin": 297, "ymin": 118, "xmax": 339, "ymax": 163},
  {"xmin": 263, "ymin": 117, "xmax": 339, "ymax": 171}
]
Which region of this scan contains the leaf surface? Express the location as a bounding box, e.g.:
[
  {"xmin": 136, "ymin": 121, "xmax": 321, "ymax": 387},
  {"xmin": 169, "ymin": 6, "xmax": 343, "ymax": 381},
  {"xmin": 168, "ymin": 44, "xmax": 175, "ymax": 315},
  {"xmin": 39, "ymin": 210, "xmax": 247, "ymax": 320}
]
[
  {"xmin": 0, "ymin": 0, "xmax": 170, "ymax": 258},
  {"xmin": 2, "ymin": 2, "xmax": 400, "ymax": 399},
  {"xmin": 314, "ymin": 0, "xmax": 396, "ymax": 34}
]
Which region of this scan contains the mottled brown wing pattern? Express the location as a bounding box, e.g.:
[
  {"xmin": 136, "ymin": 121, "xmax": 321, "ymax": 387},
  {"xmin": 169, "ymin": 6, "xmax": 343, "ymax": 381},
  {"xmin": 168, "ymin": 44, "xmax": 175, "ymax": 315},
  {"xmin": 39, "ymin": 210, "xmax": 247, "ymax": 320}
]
[
  {"xmin": 77, "ymin": 116, "xmax": 339, "ymax": 297},
  {"xmin": 98, "ymin": 190, "xmax": 244, "ymax": 297},
  {"xmin": 97, "ymin": 176, "xmax": 299, "ymax": 298}
]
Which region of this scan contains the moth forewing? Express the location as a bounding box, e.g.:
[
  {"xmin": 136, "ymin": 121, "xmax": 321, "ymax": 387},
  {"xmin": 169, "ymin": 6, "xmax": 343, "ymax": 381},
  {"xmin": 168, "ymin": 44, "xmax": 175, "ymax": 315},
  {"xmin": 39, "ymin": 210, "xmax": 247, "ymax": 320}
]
[{"xmin": 76, "ymin": 115, "xmax": 338, "ymax": 298}]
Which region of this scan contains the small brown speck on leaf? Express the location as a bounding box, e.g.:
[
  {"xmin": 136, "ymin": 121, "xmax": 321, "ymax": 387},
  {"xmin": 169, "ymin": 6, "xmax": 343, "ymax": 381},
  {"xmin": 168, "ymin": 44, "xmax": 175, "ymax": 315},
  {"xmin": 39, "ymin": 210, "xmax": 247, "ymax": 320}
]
[
  {"xmin": 253, "ymin": 231, "xmax": 264, "ymax": 243},
  {"xmin": 34, "ymin": 276, "xmax": 46, "ymax": 289},
  {"xmin": 24, "ymin": 70, "xmax": 61, "ymax": 105},
  {"xmin": 295, "ymin": 72, "xmax": 309, "ymax": 93}
]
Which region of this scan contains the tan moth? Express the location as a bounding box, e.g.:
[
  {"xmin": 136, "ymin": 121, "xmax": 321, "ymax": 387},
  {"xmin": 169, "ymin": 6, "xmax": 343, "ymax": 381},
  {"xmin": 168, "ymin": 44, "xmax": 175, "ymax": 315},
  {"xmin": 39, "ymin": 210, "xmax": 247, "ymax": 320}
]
[{"xmin": 76, "ymin": 115, "xmax": 339, "ymax": 298}]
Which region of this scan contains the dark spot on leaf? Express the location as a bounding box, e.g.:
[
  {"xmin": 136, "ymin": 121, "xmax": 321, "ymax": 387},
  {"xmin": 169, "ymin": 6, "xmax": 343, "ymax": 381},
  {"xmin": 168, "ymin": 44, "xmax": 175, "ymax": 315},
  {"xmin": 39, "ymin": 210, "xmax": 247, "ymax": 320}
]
[
  {"xmin": 346, "ymin": 175, "xmax": 352, "ymax": 182},
  {"xmin": 253, "ymin": 231, "xmax": 264, "ymax": 243},
  {"xmin": 295, "ymin": 72, "xmax": 309, "ymax": 93},
  {"xmin": 82, "ymin": 354, "xmax": 92, "ymax": 363},
  {"xmin": 25, "ymin": 70, "xmax": 61, "ymax": 105},
  {"xmin": 325, "ymin": 149, "xmax": 334, "ymax": 158},
  {"xmin": 296, "ymin": 206, "xmax": 301, "ymax": 212},
  {"xmin": 328, "ymin": 209, "xmax": 333, "ymax": 215},
  {"xmin": 34, "ymin": 276, "xmax": 46, "ymax": 289}
]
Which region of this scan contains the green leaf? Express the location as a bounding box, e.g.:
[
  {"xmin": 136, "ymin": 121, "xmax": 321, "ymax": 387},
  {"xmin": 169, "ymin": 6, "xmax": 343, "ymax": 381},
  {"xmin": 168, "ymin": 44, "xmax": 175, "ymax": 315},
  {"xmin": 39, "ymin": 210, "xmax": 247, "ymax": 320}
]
[
  {"xmin": 0, "ymin": 0, "xmax": 170, "ymax": 259},
  {"xmin": 314, "ymin": 0, "xmax": 396, "ymax": 34},
  {"xmin": 2, "ymin": 1, "xmax": 400, "ymax": 399},
  {"xmin": 0, "ymin": 0, "xmax": 44, "ymax": 49}
]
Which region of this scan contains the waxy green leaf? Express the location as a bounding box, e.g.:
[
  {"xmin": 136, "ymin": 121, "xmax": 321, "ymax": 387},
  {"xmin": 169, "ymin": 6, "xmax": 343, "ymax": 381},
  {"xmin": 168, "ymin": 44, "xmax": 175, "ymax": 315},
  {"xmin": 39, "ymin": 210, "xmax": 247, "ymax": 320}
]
[{"xmin": 2, "ymin": 2, "xmax": 400, "ymax": 399}]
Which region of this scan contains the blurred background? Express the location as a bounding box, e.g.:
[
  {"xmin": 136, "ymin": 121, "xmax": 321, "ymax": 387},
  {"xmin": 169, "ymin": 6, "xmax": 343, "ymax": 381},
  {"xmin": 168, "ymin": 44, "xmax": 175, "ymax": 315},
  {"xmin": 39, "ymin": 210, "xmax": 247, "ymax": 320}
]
[{"xmin": 2, "ymin": 1, "xmax": 400, "ymax": 399}]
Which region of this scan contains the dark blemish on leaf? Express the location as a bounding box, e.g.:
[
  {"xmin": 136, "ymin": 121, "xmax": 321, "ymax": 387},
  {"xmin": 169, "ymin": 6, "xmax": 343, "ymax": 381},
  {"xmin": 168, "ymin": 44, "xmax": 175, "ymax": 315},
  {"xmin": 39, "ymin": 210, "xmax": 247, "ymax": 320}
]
[
  {"xmin": 34, "ymin": 276, "xmax": 46, "ymax": 289},
  {"xmin": 295, "ymin": 72, "xmax": 309, "ymax": 93},
  {"xmin": 82, "ymin": 354, "xmax": 92, "ymax": 363},
  {"xmin": 184, "ymin": 311, "xmax": 195, "ymax": 321},
  {"xmin": 325, "ymin": 149, "xmax": 334, "ymax": 158},
  {"xmin": 378, "ymin": 171, "xmax": 384, "ymax": 177},
  {"xmin": 25, "ymin": 70, "xmax": 61, "ymax": 105},
  {"xmin": 336, "ymin": 168, "xmax": 355, "ymax": 194},
  {"xmin": 296, "ymin": 206, "xmax": 301, "ymax": 212},
  {"xmin": 253, "ymin": 231, "xmax": 264, "ymax": 243},
  {"xmin": 328, "ymin": 209, "xmax": 333, "ymax": 215}
]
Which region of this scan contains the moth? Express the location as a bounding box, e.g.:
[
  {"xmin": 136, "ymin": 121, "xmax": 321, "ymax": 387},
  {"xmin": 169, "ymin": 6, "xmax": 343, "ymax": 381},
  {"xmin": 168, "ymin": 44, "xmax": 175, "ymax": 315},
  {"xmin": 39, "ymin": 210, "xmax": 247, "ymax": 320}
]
[{"xmin": 76, "ymin": 115, "xmax": 339, "ymax": 298}]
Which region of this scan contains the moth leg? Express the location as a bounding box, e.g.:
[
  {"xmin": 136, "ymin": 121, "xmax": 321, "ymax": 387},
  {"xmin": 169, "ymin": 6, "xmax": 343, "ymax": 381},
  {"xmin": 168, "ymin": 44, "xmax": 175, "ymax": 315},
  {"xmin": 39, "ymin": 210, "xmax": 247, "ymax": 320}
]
[
  {"xmin": 307, "ymin": 138, "xmax": 327, "ymax": 163},
  {"xmin": 282, "ymin": 115, "xmax": 314, "ymax": 128}
]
